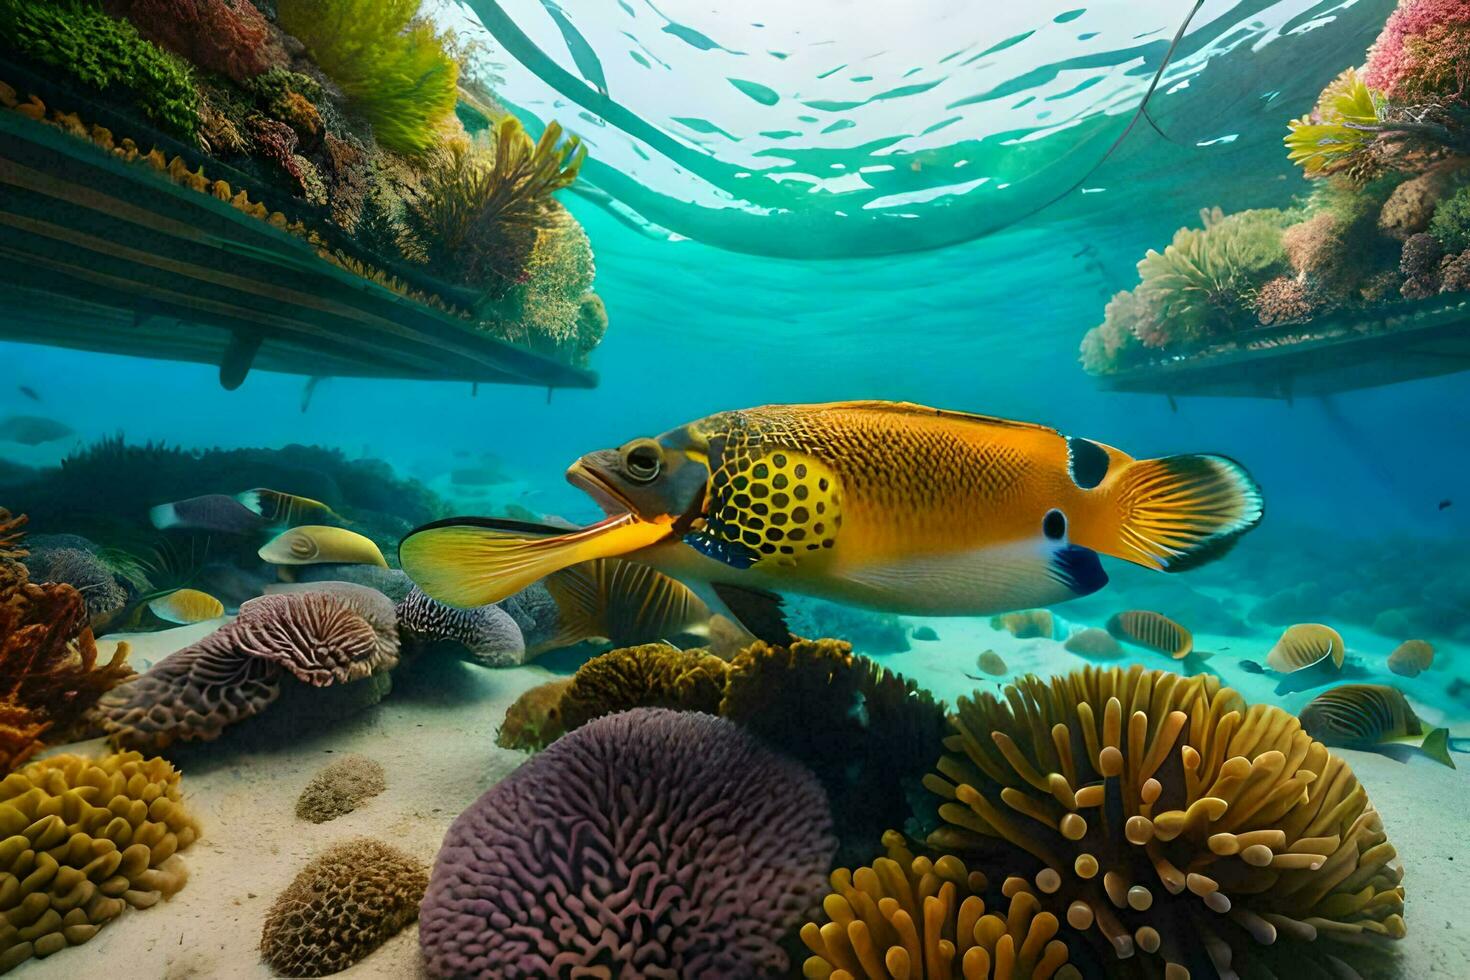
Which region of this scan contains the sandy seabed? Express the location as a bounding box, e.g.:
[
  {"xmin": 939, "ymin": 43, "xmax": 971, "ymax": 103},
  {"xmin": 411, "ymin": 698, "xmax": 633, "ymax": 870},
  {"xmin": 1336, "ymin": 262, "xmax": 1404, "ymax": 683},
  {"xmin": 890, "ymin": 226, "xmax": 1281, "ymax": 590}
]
[{"xmin": 18, "ymin": 612, "xmax": 1470, "ymax": 980}]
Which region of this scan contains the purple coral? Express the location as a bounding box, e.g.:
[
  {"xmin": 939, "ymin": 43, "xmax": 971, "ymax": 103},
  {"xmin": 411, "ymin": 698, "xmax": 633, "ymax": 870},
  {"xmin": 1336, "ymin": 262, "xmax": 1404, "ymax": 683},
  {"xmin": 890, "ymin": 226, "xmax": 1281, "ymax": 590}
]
[{"xmin": 419, "ymin": 708, "xmax": 836, "ymax": 979}]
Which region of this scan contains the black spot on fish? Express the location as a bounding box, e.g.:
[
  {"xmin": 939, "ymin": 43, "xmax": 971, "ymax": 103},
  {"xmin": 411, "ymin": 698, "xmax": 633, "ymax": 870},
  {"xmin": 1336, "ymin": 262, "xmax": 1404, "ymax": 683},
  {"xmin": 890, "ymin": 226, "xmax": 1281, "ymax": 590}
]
[
  {"xmin": 751, "ymin": 484, "xmax": 769, "ymax": 499},
  {"xmin": 771, "ymin": 492, "xmax": 790, "ymax": 508},
  {"xmin": 772, "ymin": 473, "xmax": 788, "ymax": 490},
  {"xmin": 787, "ymin": 528, "xmax": 806, "ymax": 541},
  {"xmin": 772, "ymin": 453, "xmax": 787, "ymax": 467},
  {"xmin": 1043, "ymin": 509, "xmax": 1067, "ymax": 540},
  {"xmin": 753, "ymin": 463, "xmax": 769, "ymax": 479},
  {"xmin": 1066, "ymin": 436, "xmax": 1110, "ymax": 489},
  {"xmin": 794, "ymin": 463, "xmax": 807, "ymax": 478},
  {"xmin": 794, "ymin": 485, "xmax": 809, "ymax": 500},
  {"xmin": 767, "ymin": 527, "xmax": 784, "ymax": 541}
]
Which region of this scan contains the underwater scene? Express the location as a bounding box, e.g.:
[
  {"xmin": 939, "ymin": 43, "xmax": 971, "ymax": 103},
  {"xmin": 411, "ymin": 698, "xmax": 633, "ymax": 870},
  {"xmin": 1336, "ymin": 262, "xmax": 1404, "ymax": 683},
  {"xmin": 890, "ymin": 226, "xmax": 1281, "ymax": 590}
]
[{"xmin": 2, "ymin": 0, "xmax": 1470, "ymax": 977}]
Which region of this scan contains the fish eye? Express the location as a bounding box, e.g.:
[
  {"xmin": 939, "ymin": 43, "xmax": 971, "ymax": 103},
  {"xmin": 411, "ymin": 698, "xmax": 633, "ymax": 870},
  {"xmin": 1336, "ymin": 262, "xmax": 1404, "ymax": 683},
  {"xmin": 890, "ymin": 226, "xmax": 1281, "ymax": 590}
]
[{"xmin": 623, "ymin": 440, "xmax": 663, "ymax": 483}]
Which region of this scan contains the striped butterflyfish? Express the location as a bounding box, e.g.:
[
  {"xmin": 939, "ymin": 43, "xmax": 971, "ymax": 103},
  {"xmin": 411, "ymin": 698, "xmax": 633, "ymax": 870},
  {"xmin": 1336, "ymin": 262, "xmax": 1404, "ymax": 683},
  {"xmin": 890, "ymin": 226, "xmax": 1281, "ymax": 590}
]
[{"xmin": 1299, "ymin": 684, "xmax": 1456, "ymax": 768}]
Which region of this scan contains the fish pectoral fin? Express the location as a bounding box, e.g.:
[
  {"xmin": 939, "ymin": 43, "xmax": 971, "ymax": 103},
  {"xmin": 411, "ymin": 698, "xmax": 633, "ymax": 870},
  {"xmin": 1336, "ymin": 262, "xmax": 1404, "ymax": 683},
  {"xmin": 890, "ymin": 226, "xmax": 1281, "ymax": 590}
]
[
  {"xmin": 1048, "ymin": 545, "xmax": 1108, "ymax": 598},
  {"xmin": 541, "ymin": 564, "xmax": 609, "ymax": 651},
  {"xmin": 710, "ymin": 582, "xmax": 793, "ymax": 646},
  {"xmin": 399, "ymin": 513, "xmax": 673, "ymax": 609}
]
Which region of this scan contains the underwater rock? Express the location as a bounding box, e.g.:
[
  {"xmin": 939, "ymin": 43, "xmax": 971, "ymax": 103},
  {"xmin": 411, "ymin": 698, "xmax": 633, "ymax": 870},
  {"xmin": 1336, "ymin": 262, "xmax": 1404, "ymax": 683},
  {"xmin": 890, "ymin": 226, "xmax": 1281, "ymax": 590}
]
[
  {"xmin": 1063, "ymin": 627, "xmax": 1124, "ymax": 659},
  {"xmin": 1252, "ymin": 581, "xmax": 1329, "ymax": 626},
  {"xmin": 1, "ymin": 510, "xmax": 135, "ymax": 772},
  {"xmin": 294, "ymin": 754, "xmax": 386, "ymax": 823},
  {"xmin": 801, "ymin": 831, "xmax": 1082, "ymax": 979},
  {"xmin": 396, "ymin": 586, "xmax": 526, "ymax": 667},
  {"xmin": 0, "ymin": 751, "xmax": 199, "ymax": 972},
  {"xmin": 1388, "ymin": 638, "xmax": 1435, "ymax": 676},
  {"xmin": 1372, "ymin": 607, "xmax": 1419, "ymax": 640},
  {"xmin": 558, "ymin": 643, "xmax": 728, "ymax": 730},
  {"xmin": 912, "ymin": 624, "xmax": 939, "ymax": 642},
  {"xmin": 259, "ymin": 837, "xmax": 427, "ymax": 978},
  {"xmin": 976, "ymin": 649, "xmax": 1008, "ymax": 675},
  {"xmin": 926, "ymin": 665, "xmax": 1406, "ymax": 976},
  {"xmin": 419, "ymin": 708, "xmax": 835, "ymax": 978},
  {"xmin": 495, "ymin": 678, "xmax": 573, "ymax": 751}
]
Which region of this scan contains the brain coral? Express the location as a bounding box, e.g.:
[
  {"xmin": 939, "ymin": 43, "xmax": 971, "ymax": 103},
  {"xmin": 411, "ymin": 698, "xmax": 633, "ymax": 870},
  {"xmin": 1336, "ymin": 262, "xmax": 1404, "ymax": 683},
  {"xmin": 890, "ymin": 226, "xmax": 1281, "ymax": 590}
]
[
  {"xmin": 396, "ymin": 586, "xmax": 526, "ymax": 667},
  {"xmin": 260, "ymin": 837, "xmax": 427, "ymax": 978},
  {"xmin": 293, "ymin": 755, "xmax": 386, "ymax": 823},
  {"xmin": 495, "ymin": 677, "xmax": 573, "ymax": 751},
  {"xmin": 557, "ymin": 642, "xmax": 729, "ymax": 730},
  {"xmin": 925, "ymin": 665, "xmax": 1405, "ymax": 979},
  {"xmin": 419, "ymin": 708, "xmax": 837, "ymax": 979},
  {"xmin": 0, "ymin": 751, "xmax": 198, "ymax": 971},
  {"xmin": 230, "ymin": 587, "xmax": 399, "ymax": 685},
  {"xmin": 801, "ymin": 831, "xmax": 1080, "ymax": 980}
]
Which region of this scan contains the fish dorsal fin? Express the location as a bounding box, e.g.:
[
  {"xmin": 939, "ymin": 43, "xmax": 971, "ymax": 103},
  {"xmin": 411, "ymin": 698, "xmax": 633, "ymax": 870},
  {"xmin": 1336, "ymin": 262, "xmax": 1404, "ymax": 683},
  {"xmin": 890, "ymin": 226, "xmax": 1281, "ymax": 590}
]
[
  {"xmin": 710, "ymin": 582, "xmax": 793, "ymax": 646},
  {"xmin": 800, "ymin": 400, "xmax": 1061, "ymax": 437},
  {"xmin": 698, "ymin": 446, "xmax": 842, "ymax": 570},
  {"xmin": 400, "ymin": 514, "xmax": 673, "ymax": 609}
]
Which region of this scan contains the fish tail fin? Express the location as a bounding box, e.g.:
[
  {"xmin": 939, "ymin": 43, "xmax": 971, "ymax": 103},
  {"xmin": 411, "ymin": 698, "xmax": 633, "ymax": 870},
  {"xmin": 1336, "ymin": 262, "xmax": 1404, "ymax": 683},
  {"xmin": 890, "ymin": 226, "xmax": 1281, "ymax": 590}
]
[
  {"xmin": 1422, "ymin": 727, "xmax": 1456, "ymax": 769},
  {"xmin": 399, "ymin": 514, "xmax": 673, "ymax": 609},
  {"xmin": 1083, "ymin": 454, "xmax": 1264, "ymax": 572},
  {"xmin": 149, "ymin": 503, "xmax": 180, "ymax": 530}
]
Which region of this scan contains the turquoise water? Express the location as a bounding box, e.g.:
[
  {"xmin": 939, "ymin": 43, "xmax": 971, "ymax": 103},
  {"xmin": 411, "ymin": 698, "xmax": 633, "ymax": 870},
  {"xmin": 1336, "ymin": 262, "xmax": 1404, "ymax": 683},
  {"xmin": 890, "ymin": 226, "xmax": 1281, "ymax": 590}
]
[{"xmin": 3, "ymin": 1, "xmax": 1469, "ymax": 977}]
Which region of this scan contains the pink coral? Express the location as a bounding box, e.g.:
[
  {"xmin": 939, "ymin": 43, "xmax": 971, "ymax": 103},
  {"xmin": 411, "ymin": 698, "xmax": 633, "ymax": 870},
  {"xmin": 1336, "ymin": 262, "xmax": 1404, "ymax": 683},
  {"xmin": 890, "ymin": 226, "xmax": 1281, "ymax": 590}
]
[
  {"xmin": 1364, "ymin": 0, "xmax": 1470, "ymax": 101},
  {"xmin": 106, "ymin": 0, "xmax": 284, "ymax": 84}
]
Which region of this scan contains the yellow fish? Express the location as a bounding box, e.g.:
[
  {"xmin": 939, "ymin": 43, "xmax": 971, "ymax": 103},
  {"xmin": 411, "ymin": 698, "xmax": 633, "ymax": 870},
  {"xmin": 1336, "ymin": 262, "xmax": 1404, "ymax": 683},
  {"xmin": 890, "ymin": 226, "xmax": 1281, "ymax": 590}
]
[
  {"xmin": 148, "ymin": 588, "xmax": 225, "ymax": 624},
  {"xmin": 238, "ymin": 488, "xmax": 347, "ymax": 527},
  {"xmin": 259, "ymin": 525, "xmax": 387, "ymax": 567},
  {"xmin": 401, "ymin": 401, "xmax": 1263, "ymax": 642}
]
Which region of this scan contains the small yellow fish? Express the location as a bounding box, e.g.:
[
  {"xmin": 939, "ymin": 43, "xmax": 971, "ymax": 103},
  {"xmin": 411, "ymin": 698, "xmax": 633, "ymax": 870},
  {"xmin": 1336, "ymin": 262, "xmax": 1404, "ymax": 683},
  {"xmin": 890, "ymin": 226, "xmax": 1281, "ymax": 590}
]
[
  {"xmin": 148, "ymin": 588, "xmax": 225, "ymax": 624},
  {"xmin": 401, "ymin": 401, "xmax": 1263, "ymax": 643},
  {"xmin": 238, "ymin": 488, "xmax": 347, "ymax": 527},
  {"xmin": 259, "ymin": 526, "xmax": 387, "ymax": 567},
  {"xmin": 1387, "ymin": 639, "xmax": 1433, "ymax": 678},
  {"xmin": 1267, "ymin": 623, "xmax": 1345, "ymax": 673}
]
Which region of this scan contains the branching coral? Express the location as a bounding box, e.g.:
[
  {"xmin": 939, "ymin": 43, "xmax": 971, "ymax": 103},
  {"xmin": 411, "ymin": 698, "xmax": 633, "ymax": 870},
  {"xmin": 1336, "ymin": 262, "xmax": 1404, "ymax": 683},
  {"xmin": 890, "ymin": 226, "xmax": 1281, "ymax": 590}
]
[
  {"xmin": 924, "ymin": 665, "xmax": 1406, "ymax": 978},
  {"xmin": 104, "ymin": 0, "xmax": 283, "ymax": 83},
  {"xmin": 1364, "ymin": 0, "xmax": 1470, "ymax": 103},
  {"xmin": 401, "ymin": 120, "xmax": 586, "ymax": 290},
  {"xmin": 557, "ymin": 642, "xmax": 729, "ymax": 730},
  {"xmin": 801, "ymin": 831, "xmax": 1081, "ymax": 980},
  {"xmin": 276, "ymin": 0, "xmax": 458, "ymax": 155},
  {"xmin": 260, "ymin": 837, "xmax": 427, "ymax": 977},
  {"xmin": 419, "ymin": 708, "xmax": 836, "ymax": 978},
  {"xmin": 0, "ymin": 0, "xmax": 199, "ymax": 136},
  {"xmin": 1, "ymin": 511, "xmax": 134, "ymax": 773},
  {"xmin": 0, "ymin": 750, "xmax": 198, "ymax": 971}
]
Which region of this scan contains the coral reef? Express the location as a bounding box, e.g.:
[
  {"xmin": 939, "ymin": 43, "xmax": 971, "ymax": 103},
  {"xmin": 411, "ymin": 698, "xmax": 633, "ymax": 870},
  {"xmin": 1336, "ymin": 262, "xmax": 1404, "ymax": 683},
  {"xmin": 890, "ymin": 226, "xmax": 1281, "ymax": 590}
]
[
  {"xmin": 558, "ymin": 642, "xmax": 729, "ymax": 730},
  {"xmin": 396, "ymin": 586, "xmax": 525, "ymax": 667},
  {"xmin": 494, "ymin": 677, "xmax": 572, "ymax": 751},
  {"xmin": 1364, "ymin": 0, "xmax": 1470, "ymax": 102},
  {"xmin": 22, "ymin": 547, "xmax": 128, "ymax": 620},
  {"xmin": 294, "ymin": 755, "xmax": 386, "ymax": 823},
  {"xmin": 1429, "ymin": 183, "xmax": 1470, "ymax": 252},
  {"xmin": 925, "ymin": 665, "xmax": 1405, "ymax": 977},
  {"xmin": 276, "ymin": 0, "xmax": 457, "ymax": 156},
  {"xmin": 419, "ymin": 708, "xmax": 836, "ymax": 978},
  {"xmin": 0, "ymin": 0, "xmax": 200, "ymax": 135},
  {"xmin": 801, "ymin": 831, "xmax": 1081, "ymax": 980},
  {"xmin": 1, "ymin": 511, "xmax": 134, "ymax": 772},
  {"xmin": 105, "ymin": 0, "xmax": 282, "ymax": 84},
  {"xmin": 0, "ymin": 751, "xmax": 198, "ymax": 971},
  {"xmin": 96, "ymin": 586, "xmax": 396, "ymax": 749},
  {"xmin": 259, "ymin": 837, "xmax": 427, "ymax": 978}
]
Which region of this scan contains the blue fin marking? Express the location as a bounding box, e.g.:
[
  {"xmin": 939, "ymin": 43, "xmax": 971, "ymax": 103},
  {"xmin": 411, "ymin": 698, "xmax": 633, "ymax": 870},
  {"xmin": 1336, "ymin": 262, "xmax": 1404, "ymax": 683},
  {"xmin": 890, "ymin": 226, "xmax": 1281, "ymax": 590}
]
[
  {"xmin": 1049, "ymin": 544, "xmax": 1108, "ymax": 597},
  {"xmin": 684, "ymin": 529, "xmax": 759, "ymax": 570}
]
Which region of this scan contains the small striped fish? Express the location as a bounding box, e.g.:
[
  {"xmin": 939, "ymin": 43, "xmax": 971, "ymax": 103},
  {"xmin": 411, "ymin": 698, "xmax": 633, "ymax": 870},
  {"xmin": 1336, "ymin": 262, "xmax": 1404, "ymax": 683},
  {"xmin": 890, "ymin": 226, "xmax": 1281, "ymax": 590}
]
[
  {"xmin": 1299, "ymin": 684, "xmax": 1454, "ymax": 768},
  {"xmin": 1266, "ymin": 623, "xmax": 1345, "ymax": 673},
  {"xmin": 1106, "ymin": 610, "xmax": 1192, "ymax": 659}
]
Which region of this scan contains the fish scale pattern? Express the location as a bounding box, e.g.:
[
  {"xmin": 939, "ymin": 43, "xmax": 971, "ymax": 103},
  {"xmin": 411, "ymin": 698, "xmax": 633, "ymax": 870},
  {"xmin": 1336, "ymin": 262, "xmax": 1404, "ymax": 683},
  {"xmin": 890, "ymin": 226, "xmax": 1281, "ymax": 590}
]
[{"xmin": 419, "ymin": 708, "xmax": 836, "ymax": 979}]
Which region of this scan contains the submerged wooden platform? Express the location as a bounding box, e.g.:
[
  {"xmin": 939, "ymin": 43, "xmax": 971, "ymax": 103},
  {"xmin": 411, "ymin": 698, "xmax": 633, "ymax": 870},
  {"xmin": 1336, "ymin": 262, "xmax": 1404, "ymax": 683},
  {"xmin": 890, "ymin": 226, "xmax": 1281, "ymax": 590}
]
[
  {"xmin": 1096, "ymin": 297, "xmax": 1470, "ymax": 399},
  {"xmin": 0, "ymin": 108, "xmax": 596, "ymax": 390}
]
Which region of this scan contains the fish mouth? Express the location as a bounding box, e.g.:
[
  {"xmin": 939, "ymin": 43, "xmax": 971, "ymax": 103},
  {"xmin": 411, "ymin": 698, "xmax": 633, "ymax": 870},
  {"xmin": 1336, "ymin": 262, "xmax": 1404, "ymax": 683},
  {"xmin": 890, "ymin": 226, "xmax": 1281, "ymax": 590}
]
[{"xmin": 566, "ymin": 459, "xmax": 636, "ymax": 516}]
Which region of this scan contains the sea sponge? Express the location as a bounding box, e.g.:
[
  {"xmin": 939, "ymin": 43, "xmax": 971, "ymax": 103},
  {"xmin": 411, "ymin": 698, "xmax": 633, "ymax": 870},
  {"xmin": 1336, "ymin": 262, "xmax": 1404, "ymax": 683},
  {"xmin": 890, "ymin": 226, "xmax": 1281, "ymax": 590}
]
[
  {"xmin": 104, "ymin": 0, "xmax": 284, "ymax": 83},
  {"xmin": 720, "ymin": 639, "xmax": 948, "ymax": 864},
  {"xmin": 1429, "ymin": 185, "xmax": 1470, "ymax": 253},
  {"xmin": 1379, "ymin": 164, "xmax": 1467, "ymax": 240},
  {"xmin": 925, "ymin": 665, "xmax": 1405, "ymax": 977},
  {"xmin": 396, "ymin": 586, "xmax": 526, "ymax": 667},
  {"xmin": 1387, "ymin": 638, "xmax": 1434, "ymax": 676},
  {"xmin": 558, "ymin": 642, "xmax": 729, "ymax": 730},
  {"xmin": 989, "ymin": 609, "xmax": 1054, "ymax": 639},
  {"xmin": 0, "ymin": 750, "xmax": 198, "ymax": 971},
  {"xmin": 1254, "ymin": 275, "xmax": 1317, "ymax": 325},
  {"xmin": 495, "ymin": 677, "xmax": 573, "ymax": 751},
  {"xmin": 800, "ymin": 831, "xmax": 1081, "ymax": 980},
  {"xmin": 1, "ymin": 512, "xmax": 134, "ymax": 772},
  {"xmin": 259, "ymin": 837, "xmax": 427, "ymax": 978},
  {"xmin": 1440, "ymin": 248, "xmax": 1470, "ymax": 291},
  {"xmin": 293, "ymin": 755, "xmax": 386, "ymax": 823},
  {"xmin": 1401, "ymin": 231, "xmax": 1444, "ymax": 296},
  {"xmin": 22, "ymin": 547, "xmax": 127, "ymax": 620},
  {"xmin": 419, "ymin": 708, "xmax": 836, "ymax": 978},
  {"xmin": 1080, "ymin": 290, "xmax": 1150, "ymax": 373}
]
